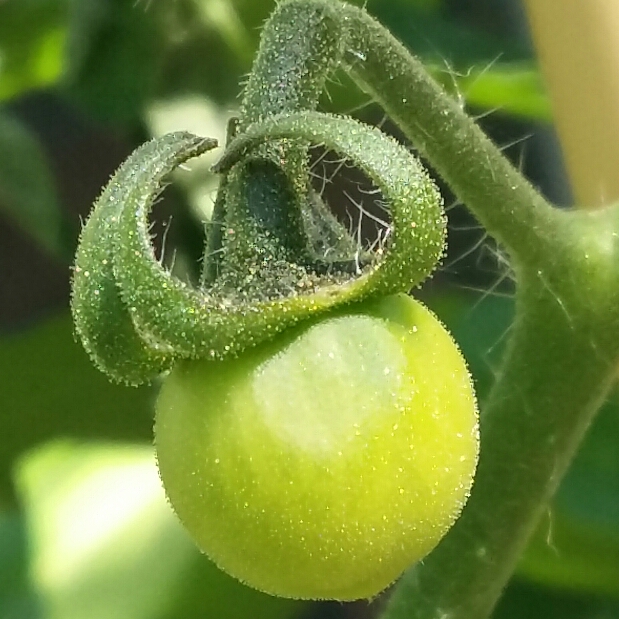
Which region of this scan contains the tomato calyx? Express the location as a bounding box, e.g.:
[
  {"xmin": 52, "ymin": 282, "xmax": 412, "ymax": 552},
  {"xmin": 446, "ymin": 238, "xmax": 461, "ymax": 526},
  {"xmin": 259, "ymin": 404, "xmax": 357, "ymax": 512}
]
[
  {"xmin": 71, "ymin": 113, "xmax": 444, "ymax": 387},
  {"xmin": 70, "ymin": 0, "xmax": 446, "ymax": 387}
]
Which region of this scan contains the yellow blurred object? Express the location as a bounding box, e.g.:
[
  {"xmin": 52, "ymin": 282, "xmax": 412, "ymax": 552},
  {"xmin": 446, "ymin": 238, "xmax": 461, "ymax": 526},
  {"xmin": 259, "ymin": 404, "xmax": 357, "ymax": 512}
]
[{"xmin": 524, "ymin": 0, "xmax": 619, "ymax": 207}]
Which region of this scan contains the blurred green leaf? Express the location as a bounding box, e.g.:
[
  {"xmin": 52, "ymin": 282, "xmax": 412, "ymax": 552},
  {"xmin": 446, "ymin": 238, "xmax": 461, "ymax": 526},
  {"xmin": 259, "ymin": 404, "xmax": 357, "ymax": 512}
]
[
  {"xmin": 0, "ymin": 111, "xmax": 71, "ymax": 260},
  {"xmin": 63, "ymin": 0, "xmax": 163, "ymax": 124},
  {"xmin": 0, "ymin": 511, "xmax": 42, "ymax": 619},
  {"xmin": 155, "ymin": 0, "xmax": 255, "ymax": 106},
  {"xmin": 370, "ymin": 0, "xmax": 531, "ymax": 66},
  {"xmin": 426, "ymin": 290, "xmax": 514, "ymax": 401},
  {"xmin": 0, "ymin": 0, "xmax": 69, "ymax": 101},
  {"xmin": 557, "ymin": 396, "xmax": 619, "ymax": 530},
  {"xmin": 192, "ymin": 0, "xmax": 253, "ymax": 64},
  {"xmin": 62, "ymin": 0, "xmax": 108, "ymax": 84},
  {"xmin": 517, "ymin": 399, "xmax": 619, "ymax": 597},
  {"xmin": 494, "ymin": 580, "xmax": 619, "ymax": 619},
  {"xmin": 398, "ymin": 0, "xmax": 441, "ymax": 9},
  {"xmin": 519, "ymin": 509, "xmax": 619, "ymax": 598},
  {"xmin": 14, "ymin": 441, "xmax": 304, "ymax": 619},
  {"xmin": 0, "ymin": 313, "xmax": 155, "ymax": 504},
  {"xmin": 432, "ymin": 63, "xmax": 552, "ymax": 122}
]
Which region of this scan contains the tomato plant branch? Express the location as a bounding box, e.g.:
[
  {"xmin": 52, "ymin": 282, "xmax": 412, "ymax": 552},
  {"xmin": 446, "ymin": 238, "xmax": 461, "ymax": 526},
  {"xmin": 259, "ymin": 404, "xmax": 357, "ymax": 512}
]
[
  {"xmin": 382, "ymin": 207, "xmax": 619, "ymax": 619},
  {"xmin": 337, "ymin": 0, "xmax": 559, "ymax": 265},
  {"xmin": 242, "ymin": 1, "xmax": 619, "ymax": 616},
  {"xmin": 201, "ymin": 0, "xmax": 354, "ymax": 286},
  {"xmin": 301, "ymin": 3, "xmax": 619, "ymax": 617}
]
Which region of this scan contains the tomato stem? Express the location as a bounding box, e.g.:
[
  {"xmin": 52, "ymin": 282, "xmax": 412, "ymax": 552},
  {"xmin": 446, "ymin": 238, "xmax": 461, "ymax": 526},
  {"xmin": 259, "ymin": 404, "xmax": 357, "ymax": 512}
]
[
  {"xmin": 236, "ymin": 1, "xmax": 619, "ymax": 617},
  {"xmin": 251, "ymin": 2, "xmax": 619, "ymax": 618},
  {"xmin": 201, "ymin": 0, "xmax": 355, "ymax": 293}
]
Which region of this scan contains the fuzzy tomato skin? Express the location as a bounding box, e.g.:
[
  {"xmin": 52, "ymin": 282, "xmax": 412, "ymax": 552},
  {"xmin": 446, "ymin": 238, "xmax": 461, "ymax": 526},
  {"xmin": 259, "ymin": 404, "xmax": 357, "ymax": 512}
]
[{"xmin": 155, "ymin": 293, "xmax": 479, "ymax": 601}]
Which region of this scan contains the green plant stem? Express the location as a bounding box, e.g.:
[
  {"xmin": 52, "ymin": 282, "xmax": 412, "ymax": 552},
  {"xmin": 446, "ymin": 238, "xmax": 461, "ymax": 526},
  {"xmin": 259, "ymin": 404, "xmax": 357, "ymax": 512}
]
[
  {"xmin": 383, "ymin": 217, "xmax": 619, "ymax": 618},
  {"xmin": 334, "ymin": 2, "xmax": 556, "ymax": 266},
  {"xmin": 201, "ymin": 0, "xmax": 349, "ymax": 283},
  {"xmin": 327, "ymin": 5, "xmax": 619, "ymax": 618},
  {"xmin": 252, "ymin": 2, "xmax": 619, "ymax": 617}
]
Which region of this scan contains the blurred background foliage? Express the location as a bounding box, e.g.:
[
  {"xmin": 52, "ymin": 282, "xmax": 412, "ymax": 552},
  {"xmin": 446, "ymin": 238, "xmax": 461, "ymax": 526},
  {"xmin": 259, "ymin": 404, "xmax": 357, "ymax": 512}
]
[{"xmin": 0, "ymin": 0, "xmax": 617, "ymax": 618}]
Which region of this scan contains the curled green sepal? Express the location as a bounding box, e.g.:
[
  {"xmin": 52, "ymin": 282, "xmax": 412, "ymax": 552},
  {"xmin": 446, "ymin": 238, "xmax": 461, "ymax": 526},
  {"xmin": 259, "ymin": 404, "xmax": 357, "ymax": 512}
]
[
  {"xmin": 75, "ymin": 112, "xmax": 444, "ymax": 385},
  {"xmin": 214, "ymin": 111, "xmax": 446, "ymax": 296},
  {"xmin": 71, "ymin": 132, "xmax": 218, "ymax": 385},
  {"xmin": 113, "ymin": 112, "xmax": 443, "ymax": 365}
]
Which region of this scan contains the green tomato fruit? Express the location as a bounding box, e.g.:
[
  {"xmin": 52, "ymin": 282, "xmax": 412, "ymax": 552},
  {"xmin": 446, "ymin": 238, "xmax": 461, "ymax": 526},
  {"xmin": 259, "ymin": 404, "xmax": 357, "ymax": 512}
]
[{"xmin": 155, "ymin": 293, "xmax": 479, "ymax": 601}]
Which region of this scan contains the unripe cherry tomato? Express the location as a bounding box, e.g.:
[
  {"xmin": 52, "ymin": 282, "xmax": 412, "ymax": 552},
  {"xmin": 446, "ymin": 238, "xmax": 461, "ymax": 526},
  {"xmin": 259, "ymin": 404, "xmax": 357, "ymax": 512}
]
[{"xmin": 155, "ymin": 293, "xmax": 479, "ymax": 600}]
